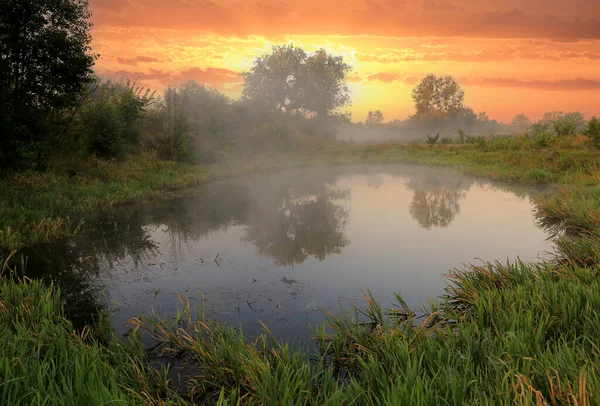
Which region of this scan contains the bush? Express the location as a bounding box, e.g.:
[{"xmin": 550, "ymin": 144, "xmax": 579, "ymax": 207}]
[
  {"xmin": 584, "ymin": 116, "xmax": 600, "ymax": 148},
  {"xmin": 79, "ymin": 80, "xmax": 154, "ymax": 160},
  {"xmin": 528, "ymin": 120, "xmax": 550, "ymax": 137},
  {"xmin": 81, "ymin": 98, "xmax": 126, "ymax": 159},
  {"xmin": 426, "ymin": 133, "xmax": 440, "ymax": 145},
  {"xmin": 533, "ymin": 130, "xmax": 554, "ymax": 149},
  {"xmin": 553, "ymin": 117, "xmax": 578, "ymax": 137}
]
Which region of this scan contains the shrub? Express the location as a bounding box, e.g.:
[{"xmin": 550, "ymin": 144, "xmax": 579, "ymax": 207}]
[
  {"xmin": 81, "ymin": 98, "xmax": 126, "ymax": 159},
  {"xmin": 553, "ymin": 117, "xmax": 578, "ymax": 137},
  {"xmin": 528, "ymin": 120, "xmax": 550, "ymax": 137},
  {"xmin": 426, "ymin": 133, "xmax": 440, "ymax": 145},
  {"xmin": 584, "ymin": 116, "xmax": 600, "ymax": 148},
  {"xmin": 456, "ymin": 128, "xmax": 466, "ymax": 143},
  {"xmin": 533, "ymin": 130, "xmax": 553, "ymax": 149}
]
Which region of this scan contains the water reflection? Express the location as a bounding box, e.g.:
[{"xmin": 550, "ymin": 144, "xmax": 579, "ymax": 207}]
[
  {"xmin": 406, "ymin": 173, "xmax": 473, "ymax": 229},
  {"xmin": 17, "ymin": 165, "xmax": 550, "ymax": 337},
  {"xmin": 243, "ymin": 183, "xmax": 350, "ymax": 266}
]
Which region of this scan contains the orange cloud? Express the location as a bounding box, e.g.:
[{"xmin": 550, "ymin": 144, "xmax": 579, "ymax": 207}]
[
  {"xmin": 91, "ymin": 1, "xmax": 600, "ymax": 40},
  {"xmin": 461, "ymin": 77, "xmax": 600, "ymax": 91},
  {"xmin": 117, "ymin": 56, "xmax": 162, "ymax": 66},
  {"xmin": 101, "ymin": 67, "xmax": 242, "ymax": 87}
]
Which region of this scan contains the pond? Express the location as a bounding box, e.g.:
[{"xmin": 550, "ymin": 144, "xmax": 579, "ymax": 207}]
[{"xmin": 22, "ymin": 165, "xmax": 553, "ymax": 343}]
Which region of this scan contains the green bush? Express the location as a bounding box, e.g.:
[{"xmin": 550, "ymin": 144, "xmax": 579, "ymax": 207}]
[
  {"xmin": 81, "ymin": 98, "xmax": 126, "ymax": 159},
  {"xmin": 533, "ymin": 130, "xmax": 554, "ymax": 149},
  {"xmin": 528, "ymin": 120, "xmax": 550, "ymax": 137},
  {"xmin": 553, "ymin": 118, "xmax": 578, "ymax": 137},
  {"xmin": 584, "ymin": 116, "xmax": 600, "ymax": 148}
]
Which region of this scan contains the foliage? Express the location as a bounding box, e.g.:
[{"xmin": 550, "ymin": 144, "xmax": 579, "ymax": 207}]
[
  {"xmin": 81, "ymin": 94, "xmax": 126, "ymax": 158},
  {"xmin": 240, "ymin": 45, "xmax": 307, "ymax": 113},
  {"xmin": 553, "ymin": 115, "xmax": 580, "ymax": 137},
  {"xmin": 79, "ymin": 80, "xmax": 154, "ymax": 159},
  {"xmin": 584, "ymin": 116, "xmax": 600, "ymax": 148},
  {"xmin": 155, "ymin": 84, "xmax": 193, "ymax": 162},
  {"xmin": 533, "ymin": 130, "xmax": 554, "ymax": 149},
  {"xmin": 303, "ymin": 49, "xmax": 352, "ymax": 117},
  {"xmin": 410, "ymin": 74, "xmax": 477, "ymax": 133},
  {"xmin": 426, "ymin": 133, "xmax": 441, "ymax": 144},
  {"xmin": 241, "ymin": 45, "xmax": 352, "ymax": 118},
  {"xmin": 511, "ymin": 113, "xmax": 530, "ymax": 133},
  {"xmin": 0, "ymin": 0, "xmax": 96, "ymax": 170},
  {"xmin": 412, "ymin": 74, "xmax": 466, "ymax": 117},
  {"xmin": 366, "ymin": 110, "xmax": 385, "ymax": 126},
  {"xmin": 527, "ymin": 120, "xmax": 550, "ymax": 137}
]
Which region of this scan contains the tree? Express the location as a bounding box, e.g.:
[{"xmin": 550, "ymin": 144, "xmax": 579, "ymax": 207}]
[
  {"xmin": 412, "ymin": 74, "xmax": 466, "ymax": 118},
  {"xmin": 511, "ymin": 114, "xmax": 530, "ymax": 133},
  {"xmin": 240, "ymin": 45, "xmax": 307, "ymax": 114},
  {"xmin": 411, "ymin": 74, "xmax": 469, "ymax": 133},
  {"xmin": 0, "ymin": 0, "xmax": 96, "ymax": 169},
  {"xmin": 477, "ymin": 111, "xmax": 490, "ymax": 124},
  {"xmin": 302, "ymin": 49, "xmax": 352, "ymax": 118},
  {"xmin": 366, "ymin": 110, "xmax": 384, "ymax": 126},
  {"xmin": 241, "ymin": 45, "xmax": 352, "ymax": 118}
]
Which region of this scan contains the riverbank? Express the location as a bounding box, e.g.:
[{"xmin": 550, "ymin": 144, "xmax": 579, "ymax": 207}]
[{"xmin": 2, "ymin": 134, "xmax": 600, "ymax": 404}]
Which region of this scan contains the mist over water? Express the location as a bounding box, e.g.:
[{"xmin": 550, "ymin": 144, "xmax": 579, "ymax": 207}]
[{"xmin": 22, "ymin": 165, "xmax": 552, "ymax": 342}]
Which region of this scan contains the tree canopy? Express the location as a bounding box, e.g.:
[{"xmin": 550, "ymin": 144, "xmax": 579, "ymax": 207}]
[
  {"xmin": 241, "ymin": 45, "xmax": 352, "ymax": 118},
  {"xmin": 0, "ymin": 0, "xmax": 96, "ymax": 169},
  {"xmin": 412, "ymin": 74, "xmax": 466, "ymax": 118}
]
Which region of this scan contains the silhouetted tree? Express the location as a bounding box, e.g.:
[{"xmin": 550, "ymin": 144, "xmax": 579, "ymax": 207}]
[
  {"xmin": 366, "ymin": 110, "xmax": 385, "ymax": 126},
  {"xmin": 0, "ymin": 0, "xmax": 96, "ymax": 170}
]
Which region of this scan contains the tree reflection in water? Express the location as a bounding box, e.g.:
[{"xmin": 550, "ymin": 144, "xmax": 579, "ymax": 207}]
[
  {"xmin": 242, "ymin": 183, "xmax": 350, "ymax": 266},
  {"xmin": 406, "ymin": 173, "xmax": 474, "ymax": 229}
]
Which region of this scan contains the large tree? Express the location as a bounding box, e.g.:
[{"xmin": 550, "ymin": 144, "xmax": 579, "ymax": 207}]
[
  {"xmin": 240, "ymin": 45, "xmax": 307, "ymax": 114},
  {"xmin": 241, "ymin": 45, "xmax": 351, "ymax": 118},
  {"xmin": 412, "ymin": 74, "xmax": 466, "ymax": 117},
  {"xmin": 0, "ymin": 0, "xmax": 96, "ymax": 169},
  {"xmin": 411, "ymin": 74, "xmax": 469, "ymax": 133},
  {"xmin": 302, "ymin": 49, "xmax": 352, "ymax": 118}
]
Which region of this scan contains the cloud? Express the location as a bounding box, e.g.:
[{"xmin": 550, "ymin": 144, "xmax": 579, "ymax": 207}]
[
  {"xmin": 366, "ymin": 72, "xmax": 401, "ymax": 83},
  {"xmin": 117, "ymin": 56, "xmax": 161, "ymax": 66},
  {"xmin": 100, "ymin": 67, "xmax": 242, "ymax": 87},
  {"xmin": 354, "ymin": 72, "xmax": 600, "ymax": 91},
  {"xmin": 356, "ymin": 48, "xmax": 600, "ymax": 64},
  {"xmin": 461, "ymin": 77, "xmax": 600, "ymax": 91},
  {"xmin": 359, "ymin": 72, "xmax": 418, "ymax": 84},
  {"xmin": 90, "ymin": 1, "xmax": 600, "ymax": 40}
]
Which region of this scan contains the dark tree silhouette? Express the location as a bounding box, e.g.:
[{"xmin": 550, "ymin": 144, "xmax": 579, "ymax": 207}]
[{"xmin": 0, "ymin": 0, "xmax": 96, "ymax": 169}]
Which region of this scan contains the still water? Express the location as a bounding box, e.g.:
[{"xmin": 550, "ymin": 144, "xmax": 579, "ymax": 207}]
[{"xmin": 23, "ymin": 165, "xmax": 552, "ymax": 341}]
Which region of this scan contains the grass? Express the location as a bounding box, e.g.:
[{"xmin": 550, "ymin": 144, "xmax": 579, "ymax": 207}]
[
  {"xmin": 3, "ymin": 132, "xmax": 600, "ymax": 404},
  {"xmin": 0, "ymin": 263, "xmax": 180, "ymax": 404}
]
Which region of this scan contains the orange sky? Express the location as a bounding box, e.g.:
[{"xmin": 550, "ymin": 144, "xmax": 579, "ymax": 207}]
[{"xmin": 90, "ymin": 0, "xmax": 600, "ymax": 122}]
